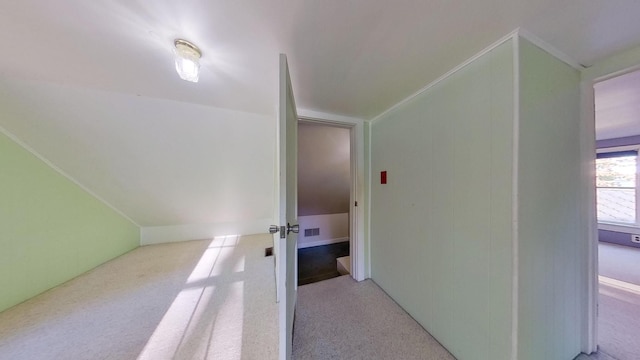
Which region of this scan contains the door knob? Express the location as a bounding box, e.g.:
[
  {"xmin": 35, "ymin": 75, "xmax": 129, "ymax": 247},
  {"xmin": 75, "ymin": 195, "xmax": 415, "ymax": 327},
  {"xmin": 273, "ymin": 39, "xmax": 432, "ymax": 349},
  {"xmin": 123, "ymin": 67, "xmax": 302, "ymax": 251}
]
[
  {"xmin": 287, "ymin": 223, "xmax": 299, "ymax": 234},
  {"xmin": 269, "ymin": 225, "xmax": 286, "ymax": 238},
  {"xmin": 269, "ymin": 224, "xmax": 298, "ymax": 238}
]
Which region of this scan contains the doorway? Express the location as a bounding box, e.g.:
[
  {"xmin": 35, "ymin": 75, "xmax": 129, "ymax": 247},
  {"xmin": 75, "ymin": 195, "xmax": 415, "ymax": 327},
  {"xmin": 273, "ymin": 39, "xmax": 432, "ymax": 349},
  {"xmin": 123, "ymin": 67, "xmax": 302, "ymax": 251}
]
[
  {"xmin": 591, "ymin": 68, "xmax": 640, "ymax": 359},
  {"xmin": 296, "ymin": 120, "xmax": 352, "ymax": 285}
]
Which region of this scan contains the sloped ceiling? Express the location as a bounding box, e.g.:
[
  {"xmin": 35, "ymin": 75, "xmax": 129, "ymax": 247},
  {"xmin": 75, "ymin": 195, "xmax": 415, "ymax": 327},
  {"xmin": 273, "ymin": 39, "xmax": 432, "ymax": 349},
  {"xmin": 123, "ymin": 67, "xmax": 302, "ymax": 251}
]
[
  {"xmin": 2, "ymin": 1, "xmax": 640, "ymax": 227},
  {"xmin": 298, "ymin": 123, "xmax": 350, "ymax": 216},
  {"xmin": 595, "ymin": 69, "xmax": 640, "ymax": 141},
  {"xmin": 0, "ymin": 78, "xmax": 274, "ymax": 226}
]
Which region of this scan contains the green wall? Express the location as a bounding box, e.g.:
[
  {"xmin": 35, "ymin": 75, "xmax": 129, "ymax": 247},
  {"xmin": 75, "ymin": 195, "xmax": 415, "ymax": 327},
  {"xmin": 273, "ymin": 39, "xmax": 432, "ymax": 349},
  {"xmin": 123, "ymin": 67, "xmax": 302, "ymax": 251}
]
[
  {"xmin": 0, "ymin": 131, "xmax": 139, "ymax": 312},
  {"xmin": 370, "ymin": 35, "xmax": 586, "ymax": 360},
  {"xmin": 370, "ymin": 40, "xmax": 514, "ymax": 360},
  {"xmin": 517, "ymin": 38, "xmax": 583, "ymax": 360}
]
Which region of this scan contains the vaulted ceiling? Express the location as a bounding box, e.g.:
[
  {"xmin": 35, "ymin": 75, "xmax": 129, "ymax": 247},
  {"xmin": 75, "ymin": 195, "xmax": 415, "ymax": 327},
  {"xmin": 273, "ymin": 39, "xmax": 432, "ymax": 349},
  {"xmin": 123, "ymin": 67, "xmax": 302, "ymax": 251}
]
[{"xmin": 2, "ymin": 1, "xmax": 640, "ymax": 227}]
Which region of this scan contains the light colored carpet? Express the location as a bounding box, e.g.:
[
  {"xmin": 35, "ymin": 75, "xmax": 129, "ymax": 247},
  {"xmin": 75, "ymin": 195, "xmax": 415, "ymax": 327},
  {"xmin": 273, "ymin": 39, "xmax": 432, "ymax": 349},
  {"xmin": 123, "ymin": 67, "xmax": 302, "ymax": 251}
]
[
  {"xmin": 578, "ymin": 242, "xmax": 640, "ymax": 360},
  {"xmin": 292, "ymin": 275, "xmax": 455, "ymax": 360},
  {"xmin": 599, "ymin": 242, "xmax": 640, "ymax": 286},
  {"xmin": 0, "ymin": 234, "xmax": 278, "ymax": 360}
]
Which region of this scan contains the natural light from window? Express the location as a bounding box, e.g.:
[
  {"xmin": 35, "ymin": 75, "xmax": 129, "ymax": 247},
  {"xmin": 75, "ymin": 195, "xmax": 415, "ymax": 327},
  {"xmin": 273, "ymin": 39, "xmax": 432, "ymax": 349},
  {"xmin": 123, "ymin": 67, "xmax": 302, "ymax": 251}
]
[
  {"xmin": 596, "ymin": 152, "xmax": 637, "ymax": 224},
  {"xmin": 136, "ymin": 235, "xmax": 246, "ymax": 360}
]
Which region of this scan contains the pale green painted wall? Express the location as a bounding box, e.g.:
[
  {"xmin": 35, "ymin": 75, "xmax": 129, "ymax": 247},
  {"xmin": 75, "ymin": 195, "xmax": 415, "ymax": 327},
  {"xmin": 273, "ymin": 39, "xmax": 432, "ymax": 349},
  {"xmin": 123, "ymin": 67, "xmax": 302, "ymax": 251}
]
[
  {"xmin": 517, "ymin": 38, "xmax": 583, "ymax": 360},
  {"xmin": 0, "ymin": 131, "xmax": 139, "ymax": 312},
  {"xmin": 370, "ymin": 40, "xmax": 514, "ymax": 360}
]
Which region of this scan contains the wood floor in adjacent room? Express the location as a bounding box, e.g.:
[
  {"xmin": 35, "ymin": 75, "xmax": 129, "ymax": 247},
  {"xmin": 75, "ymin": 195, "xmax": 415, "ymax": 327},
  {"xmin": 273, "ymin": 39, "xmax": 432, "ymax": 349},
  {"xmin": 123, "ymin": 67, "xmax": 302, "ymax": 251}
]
[
  {"xmin": 297, "ymin": 242, "xmax": 349, "ymax": 285},
  {"xmin": 0, "ymin": 234, "xmax": 278, "ymax": 360}
]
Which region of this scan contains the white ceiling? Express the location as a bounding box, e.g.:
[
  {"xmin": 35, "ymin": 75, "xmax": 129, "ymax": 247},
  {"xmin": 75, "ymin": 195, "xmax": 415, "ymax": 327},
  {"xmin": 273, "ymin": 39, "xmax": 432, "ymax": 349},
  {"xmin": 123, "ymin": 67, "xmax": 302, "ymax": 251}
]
[
  {"xmin": 595, "ymin": 69, "xmax": 640, "ymax": 140},
  {"xmin": 2, "ymin": 1, "xmax": 640, "ymax": 228},
  {"xmin": 3, "ymin": 1, "xmax": 640, "ymax": 119}
]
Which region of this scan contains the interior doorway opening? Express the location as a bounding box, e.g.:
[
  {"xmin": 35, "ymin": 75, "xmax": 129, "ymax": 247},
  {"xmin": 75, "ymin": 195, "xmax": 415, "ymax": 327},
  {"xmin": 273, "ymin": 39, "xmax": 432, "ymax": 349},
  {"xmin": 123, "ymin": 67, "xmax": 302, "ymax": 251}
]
[
  {"xmin": 591, "ymin": 67, "xmax": 640, "ymax": 359},
  {"xmin": 296, "ymin": 119, "xmax": 352, "ymax": 285}
]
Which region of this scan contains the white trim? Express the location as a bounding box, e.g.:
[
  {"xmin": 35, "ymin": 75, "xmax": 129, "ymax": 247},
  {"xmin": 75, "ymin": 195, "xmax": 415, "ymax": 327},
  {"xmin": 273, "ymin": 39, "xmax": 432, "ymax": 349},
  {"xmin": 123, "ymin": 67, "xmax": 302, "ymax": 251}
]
[
  {"xmin": 599, "ymin": 275, "xmax": 640, "ymax": 294},
  {"xmin": 595, "ymin": 141, "xmax": 640, "ymax": 240},
  {"xmin": 371, "ymin": 30, "xmax": 520, "ymax": 124},
  {"xmin": 593, "ymin": 64, "xmax": 640, "ymax": 84},
  {"xmin": 517, "ymin": 28, "xmax": 585, "ymax": 70},
  {"xmin": 298, "ymin": 110, "xmax": 368, "ymax": 281},
  {"xmin": 582, "ymin": 47, "xmax": 640, "ymax": 353},
  {"xmin": 510, "ymin": 32, "xmax": 520, "ymax": 360},
  {"xmin": 580, "ymin": 78, "xmax": 599, "ymax": 354},
  {"xmin": 0, "ymin": 124, "xmax": 140, "ymax": 227},
  {"xmin": 596, "ymin": 144, "xmax": 640, "ymax": 152},
  {"xmin": 598, "ymin": 222, "xmax": 640, "ymax": 233},
  {"xmin": 367, "ymin": 122, "xmax": 372, "ymax": 278},
  {"xmin": 297, "ymin": 237, "xmax": 349, "ymax": 249},
  {"xmin": 298, "ymin": 109, "xmax": 365, "ymax": 125}
]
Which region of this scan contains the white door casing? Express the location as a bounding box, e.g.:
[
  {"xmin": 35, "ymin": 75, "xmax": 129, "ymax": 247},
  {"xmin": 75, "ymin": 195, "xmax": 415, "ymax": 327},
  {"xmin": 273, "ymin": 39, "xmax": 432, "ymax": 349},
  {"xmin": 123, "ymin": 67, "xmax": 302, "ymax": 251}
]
[{"xmin": 297, "ymin": 115, "xmax": 367, "ymax": 281}]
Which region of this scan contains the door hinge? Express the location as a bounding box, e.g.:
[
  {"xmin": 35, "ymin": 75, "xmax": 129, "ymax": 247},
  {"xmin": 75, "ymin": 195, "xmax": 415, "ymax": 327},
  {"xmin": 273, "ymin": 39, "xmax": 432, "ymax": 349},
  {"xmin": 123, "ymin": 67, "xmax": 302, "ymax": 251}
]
[{"xmin": 355, "ymin": 201, "xmax": 358, "ymax": 207}]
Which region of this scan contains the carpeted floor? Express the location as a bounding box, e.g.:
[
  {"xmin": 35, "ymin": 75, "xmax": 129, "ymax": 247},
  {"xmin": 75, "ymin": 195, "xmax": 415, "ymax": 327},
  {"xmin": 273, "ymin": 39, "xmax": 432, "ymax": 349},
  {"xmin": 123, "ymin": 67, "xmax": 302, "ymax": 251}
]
[
  {"xmin": 292, "ymin": 275, "xmax": 455, "ymax": 360},
  {"xmin": 298, "ymin": 242, "xmax": 349, "ymax": 285},
  {"xmin": 599, "ymin": 242, "xmax": 640, "ymax": 286},
  {"xmin": 577, "ymin": 242, "xmax": 640, "ymax": 360},
  {"xmin": 296, "ymin": 244, "xmax": 640, "ymax": 360},
  {"xmin": 0, "ymin": 234, "xmax": 278, "ymax": 360},
  {"xmin": 5, "ymin": 239, "xmax": 638, "ymax": 360}
]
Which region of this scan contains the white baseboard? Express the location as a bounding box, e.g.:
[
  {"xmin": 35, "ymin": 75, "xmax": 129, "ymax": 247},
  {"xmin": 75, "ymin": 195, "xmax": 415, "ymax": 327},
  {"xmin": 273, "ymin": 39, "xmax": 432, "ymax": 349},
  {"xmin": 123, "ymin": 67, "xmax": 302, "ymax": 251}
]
[
  {"xmin": 298, "ymin": 237, "xmax": 349, "ymax": 249},
  {"xmin": 140, "ymin": 218, "xmax": 273, "ymax": 245}
]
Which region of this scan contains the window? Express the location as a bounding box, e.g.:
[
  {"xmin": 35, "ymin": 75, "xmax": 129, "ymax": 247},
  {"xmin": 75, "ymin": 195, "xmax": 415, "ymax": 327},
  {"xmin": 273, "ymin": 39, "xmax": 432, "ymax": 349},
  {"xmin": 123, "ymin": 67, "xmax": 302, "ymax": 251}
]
[{"xmin": 596, "ymin": 150, "xmax": 638, "ymax": 224}]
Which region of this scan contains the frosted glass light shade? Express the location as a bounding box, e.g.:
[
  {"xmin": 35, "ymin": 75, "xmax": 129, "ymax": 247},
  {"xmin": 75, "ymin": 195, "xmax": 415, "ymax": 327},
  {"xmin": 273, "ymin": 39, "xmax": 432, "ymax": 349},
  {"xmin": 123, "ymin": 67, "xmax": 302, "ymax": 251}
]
[{"xmin": 174, "ymin": 39, "xmax": 201, "ymax": 83}]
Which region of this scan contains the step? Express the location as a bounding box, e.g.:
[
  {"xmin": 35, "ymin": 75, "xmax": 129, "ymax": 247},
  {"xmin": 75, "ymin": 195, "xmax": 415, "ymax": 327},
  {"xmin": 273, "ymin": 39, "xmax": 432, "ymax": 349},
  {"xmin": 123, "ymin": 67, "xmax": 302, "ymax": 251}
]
[{"xmin": 337, "ymin": 256, "xmax": 350, "ymax": 275}]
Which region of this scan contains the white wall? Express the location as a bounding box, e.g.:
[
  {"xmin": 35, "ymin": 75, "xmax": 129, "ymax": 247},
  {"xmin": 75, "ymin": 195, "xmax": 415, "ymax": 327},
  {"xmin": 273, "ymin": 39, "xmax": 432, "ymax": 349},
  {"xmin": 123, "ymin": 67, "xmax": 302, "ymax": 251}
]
[
  {"xmin": 516, "ymin": 38, "xmax": 583, "ymax": 360},
  {"xmin": 297, "ymin": 213, "xmax": 349, "ymax": 249},
  {"xmin": 370, "ymin": 39, "xmax": 514, "ymax": 360},
  {"xmin": 140, "ymin": 219, "xmax": 273, "ymax": 245},
  {"xmin": 0, "ymin": 77, "xmax": 276, "ymax": 243}
]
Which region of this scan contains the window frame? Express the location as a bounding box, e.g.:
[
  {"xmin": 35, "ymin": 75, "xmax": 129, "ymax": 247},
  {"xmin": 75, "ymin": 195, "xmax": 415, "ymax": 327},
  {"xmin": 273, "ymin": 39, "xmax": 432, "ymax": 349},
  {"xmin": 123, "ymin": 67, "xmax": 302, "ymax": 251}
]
[{"xmin": 596, "ymin": 144, "xmax": 640, "ymax": 231}]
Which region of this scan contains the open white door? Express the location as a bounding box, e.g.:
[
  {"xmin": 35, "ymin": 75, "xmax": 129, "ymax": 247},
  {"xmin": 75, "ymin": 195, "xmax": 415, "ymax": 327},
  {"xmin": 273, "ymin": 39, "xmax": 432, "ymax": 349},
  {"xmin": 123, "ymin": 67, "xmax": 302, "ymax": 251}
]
[{"xmin": 275, "ymin": 53, "xmax": 299, "ymax": 360}]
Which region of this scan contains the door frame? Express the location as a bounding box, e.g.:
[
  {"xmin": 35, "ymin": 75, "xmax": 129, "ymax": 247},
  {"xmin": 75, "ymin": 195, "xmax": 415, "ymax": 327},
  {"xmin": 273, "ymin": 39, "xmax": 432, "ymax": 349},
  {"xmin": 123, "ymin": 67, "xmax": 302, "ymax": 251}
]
[
  {"xmin": 298, "ymin": 111, "xmax": 368, "ymax": 281},
  {"xmin": 582, "ymin": 58, "xmax": 640, "ymax": 354}
]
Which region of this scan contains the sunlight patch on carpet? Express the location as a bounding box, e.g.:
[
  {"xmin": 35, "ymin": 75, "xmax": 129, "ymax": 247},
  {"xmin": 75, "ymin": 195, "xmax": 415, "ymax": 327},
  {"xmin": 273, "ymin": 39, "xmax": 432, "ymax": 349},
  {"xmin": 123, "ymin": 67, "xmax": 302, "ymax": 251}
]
[{"xmin": 137, "ymin": 235, "xmax": 246, "ymax": 360}]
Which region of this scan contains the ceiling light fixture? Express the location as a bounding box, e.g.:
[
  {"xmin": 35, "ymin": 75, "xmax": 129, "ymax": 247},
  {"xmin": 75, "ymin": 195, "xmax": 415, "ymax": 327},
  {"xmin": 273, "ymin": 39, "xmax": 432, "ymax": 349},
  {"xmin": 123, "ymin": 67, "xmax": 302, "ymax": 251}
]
[{"xmin": 174, "ymin": 39, "xmax": 202, "ymax": 83}]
